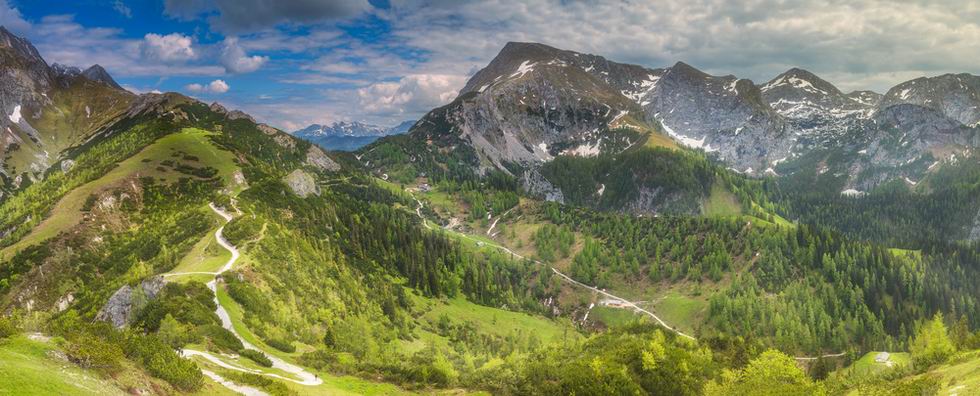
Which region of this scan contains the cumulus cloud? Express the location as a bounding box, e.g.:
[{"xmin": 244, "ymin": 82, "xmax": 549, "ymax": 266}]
[
  {"xmin": 141, "ymin": 32, "xmax": 196, "ymax": 62},
  {"xmin": 0, "ymin": 0, "xmax": 30, "ymax": 34},
  {"xmin": 220, "ymin": 37, "xmax": 268, "ymax": 73},
  {"xmin": 186, "ymin": 79, "xmax": 230, "ymax": 94},
  {"xmin": 28, "ymin": 15, "xmax": 223, "ymax": 77},
  {"xmin": 381, "ymin": 0, "xmax": 980, "ymax": 92},
  {"xmin": 357, "ymin": 74, "xmax": 466, "ymax": 116},
  {"xmin": 164, "ymin": 0, "xmax": 372, "ymax": 33}
]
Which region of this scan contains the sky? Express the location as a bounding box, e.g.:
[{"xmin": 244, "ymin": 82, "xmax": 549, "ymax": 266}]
[{"xmin": 2, "ymin": 0, "xmax": 980, "ymax": 131}]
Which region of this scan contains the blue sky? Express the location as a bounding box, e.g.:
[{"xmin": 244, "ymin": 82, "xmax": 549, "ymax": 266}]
[{"xmin": 2, "ymin": 0, "xmax": 979, "ymax": 131}]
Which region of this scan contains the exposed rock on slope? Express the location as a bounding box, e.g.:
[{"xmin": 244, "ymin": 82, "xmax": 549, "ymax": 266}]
[
  {"xmin": 95, "ymin": 276, "xmax": 166, "ymax": 328},
  {"xmin": 284, "ymin": 169, "xmax": 319, "ymax": 197}
]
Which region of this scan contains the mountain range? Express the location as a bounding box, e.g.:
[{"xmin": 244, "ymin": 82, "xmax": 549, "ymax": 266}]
[
  {"xmin": 379, "ymin": 41, "xmax": 978, "ymax": 196},
  {"xmin": 292, "ymin": 120, "xmax": 413, "ymax": 151}
]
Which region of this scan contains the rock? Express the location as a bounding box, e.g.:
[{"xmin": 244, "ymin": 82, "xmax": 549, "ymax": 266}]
[
  {"xmin": 55, "ymin": 293, "xmax": 74, "ymax": 312},
  {"xmin": 284, "ymin": 169, "xmax": 319, "ymax": 198},
  {"xmin": 59, "ymin": 159, "xmax": 74, "ymax": 173},
  {"xmin": 95, "ymin": 276, "xmax": 165, "ymax": 328},
  {"xmin": 305, "ymin": 145, "xmax": 340, "ymax": 172}
]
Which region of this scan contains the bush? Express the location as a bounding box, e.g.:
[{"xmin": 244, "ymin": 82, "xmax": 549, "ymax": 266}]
[
  {"xmin": 222, "ymin": 371, "xmax": 294, "ymax": 396},
  {"xmin": 240, "ymin": 348, "xmax": 273, "ymax": 367},
  {"xmin": 123, "ymin": 332, "xmax": 203, "ymax": 391},
  {"xmin": 264, "ymin": 337, "xmax": 295, "ymax": 353},
  {"xmin": 200, "ymin": 325, "xmax": 243, "ymax": 353},
  {"xmin": 65, "ymin": 334, "xmax": 124, "ymax": 373},
  {"xmin": 0, "ymin": 317, "xmax": 17, "ymax": 339}
]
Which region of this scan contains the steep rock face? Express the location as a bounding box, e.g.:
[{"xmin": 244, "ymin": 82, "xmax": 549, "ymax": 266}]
[
  {"xmin": 413, "ymin": 42, "xmax": 653, "ymax": 173},
  {"xmin": 0, "ymin": 26, "xmax": 53, "ymax": 116},
  {"xmin": 646, "ymin": 62, "xmax": 792, "ymax": 172},
  {"xmin": 881, "ymin": 74, "xmax": 980, "ymax": 127},
  {"xmin": 0, "ymin": 27, "xmax": 135, "ymax": 193},
  {"xmin": 305, "ymin": 145, "xmax": 340, "ymax": 172},
  {"xmin": 95, "ymin": 276, "xmax": 165, "ymax": 328}
]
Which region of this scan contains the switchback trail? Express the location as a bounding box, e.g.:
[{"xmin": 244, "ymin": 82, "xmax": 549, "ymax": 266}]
[{"xmin": 177, "ymin": 203, "xmax": 323, "ymax": 394}]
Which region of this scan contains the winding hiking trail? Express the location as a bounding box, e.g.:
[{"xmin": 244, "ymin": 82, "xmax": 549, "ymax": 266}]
[
  {"xmin": 409, "ymin": 192, "xmax": 851, "ymax": 358},
  {"xmin": 177, "ymin": 203, "xmax": 323, "ymax": 394}
]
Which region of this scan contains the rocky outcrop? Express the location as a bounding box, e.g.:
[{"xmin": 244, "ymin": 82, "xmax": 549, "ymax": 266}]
[
  {"xmin": 521, "ymin": 169, "xmax": 564, "ymax": 203},
  {"xmin": 305, "ymin": 145, "xmax": 340, "ymax": 172},
  {"xmin": 284, "ymin": 169, "xmax": 319, "ymax": 198},
  {"xmin": 95, "ymin": 276, "xmax": 165, "ymax": 328}
]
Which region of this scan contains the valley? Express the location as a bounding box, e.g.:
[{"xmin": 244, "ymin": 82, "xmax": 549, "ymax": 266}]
[{"xmin": 2, "ymin": 8, "xmax": 980, "ymax": 396}]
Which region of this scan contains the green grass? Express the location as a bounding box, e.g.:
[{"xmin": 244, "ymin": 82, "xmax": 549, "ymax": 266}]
[
  {"xmin": 649, "ymin": 292, "xmax": 706, "ymax": 335},
  {"xmin": 590, "ymin": 306, "xmax": 648, "ymax": 328},
  {"xmin": 917, "ymin": 350, "xmax": 980, "ymax": 395},
  {"xmin": 847, "ymin": 351, "xmax": 911, "ymax": 377},
  {"xmin": 417, "ymin": 296, "xmax": 580, "ymax": 346},
  {"xmin": 165, "ymin": 208, "xmax": 230, "ymax": 283},
  {"xmin": 703, "ymin": 182, "xmax": 743, "ymax": 216},
  {"xmin": 0, "ymin": 335, "xmax": 126, "ymax": 395},
  {"xmin": 889, "ymin": 248, "xmax": 922, "ymax": 260},
  {"xmin": 2, "ymin": 128, "xmax": 240, "ymax": 259},
  {"xmin": 213, "ymin": 282, "xmax": 417, "ymax": 395}
]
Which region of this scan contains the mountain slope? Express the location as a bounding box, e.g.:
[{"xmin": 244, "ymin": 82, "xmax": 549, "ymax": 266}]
[{"xmin": 0, "ymin": 27, "xmax": 136, "ymax": 196}]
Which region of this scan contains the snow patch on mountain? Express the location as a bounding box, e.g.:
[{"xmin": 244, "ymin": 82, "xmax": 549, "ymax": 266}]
[{"xmin": 8, "ymin": 105, "xmax": 22, "ymax": 124}]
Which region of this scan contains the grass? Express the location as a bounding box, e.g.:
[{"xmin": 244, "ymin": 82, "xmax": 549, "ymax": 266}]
[
  {"xmin": 846, "ymin": 351, "xmax": 911, "ymax": 377},
  {"xmin": 417, "ymin": 296, "xmax": 580, "ymax": 346},
  {"xmin": 916, "ymin": 350, "xmax": 980, "ymax": 395},
  {"xmin": 213, "ymin": 282, "xmax": 418, "ymax": 395},
  {"xmin": 889, "ymin": 248, "xmax": 922, "ymax": 260},
  {"xmin": 703, "ymin": 182, "xmax": 743, "ymax": 216},
  {"xmin": 165, "ymin": 208, "xmax": 230, "ymax": 283},
  {"xmin": 0, "ymin": 335, "xmax": 126, "ymax": 395},
  {"xmin": 1, "ymin": 128, "xmax": 240, "ymax": 259},
  {"xmin": 649, "ymin": 291, "xmax": 706, "ymax": 335},
  {"xmin": 590, "ymin": 306, "xmax": 648, "ymax": 328}
]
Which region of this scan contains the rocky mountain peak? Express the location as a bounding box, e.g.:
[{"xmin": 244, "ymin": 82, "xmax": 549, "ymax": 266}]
[
  {"xmin": 762, "ymin": 68, "xmax": 843, "ymax": 97},
  {"xmin": 81, "ymin": 64, "xmax": 124, "ymax": 90},
  {"xmin": 881, "ymin": 73, "xmax": 980, "ymax": 126},
  {"xmin": 666, "ymin": 61, "xmax": 711, "ymax": 80}
]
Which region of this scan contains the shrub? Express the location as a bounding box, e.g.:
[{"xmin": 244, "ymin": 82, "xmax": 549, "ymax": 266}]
[
  {"xmin": 264, "ymin": 337, "xmax": 296, "ymax": 353},
  {"xmin": 65, "ymin": 334, "xmax": 124, "ymax": 373},
  {"xmin": 200, "ymin": 325, "xmax": 243, "ymax": 353},
  {"xmin": 222, "ymin": 371, "xmax": 293, "ymax": 396},
  {"xmin": 123, "ymin": 332, "xmax": 203, "ymax": 391},
  {"xmin": 0, "ymin": 317, "xmax": 17, "ymax": 339},
  {"xmin": 240, "ymin": 348, "xmax": 273, "ymax": 367}
]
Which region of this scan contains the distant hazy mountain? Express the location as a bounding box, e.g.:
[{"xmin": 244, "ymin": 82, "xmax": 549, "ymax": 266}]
[{"xmin": 293, "ymin": 120, "xmax": 414, "ymax": 151}]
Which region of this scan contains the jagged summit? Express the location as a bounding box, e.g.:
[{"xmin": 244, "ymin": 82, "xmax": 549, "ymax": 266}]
[
  {"xmin": 762, "ymin": 67, "xmax": 843, "ymax": 96},
  {"xmin": 81, "ymin": 64, "xmax": 124, "ymax": 90},
  {"xmin": 881, "ymin": 73, "xmax": 980, "ymax": 126}
]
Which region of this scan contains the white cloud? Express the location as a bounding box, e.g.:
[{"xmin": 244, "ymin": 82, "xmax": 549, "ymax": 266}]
[
  {"xmin": 357, "ymin": 74, "xmax": 466, "ymax": 116},
  {"xmin": 141, "ymin": 33, "xmax": 196, "ymax": 62},
  {"xmin": 113, "ymin": 0, "xmax": 132, "ymax": 18},
  {"xmin": 28, "ymin": 15, "xmax": 223, "ymax": 77},
  {"xmin": 381, "ymin": 0, "xmax": 980, "ymax": 93},
  {"xmin": 220, "ymin": 37, "xmax": 268, "ymax": 73},
  {"xmin": 0, "ymin": 0, "xmax": 30, "ymax": 34},
  {"xmin": 186, "ymin": 79, "xmax": 230, "ymax": 94}
]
